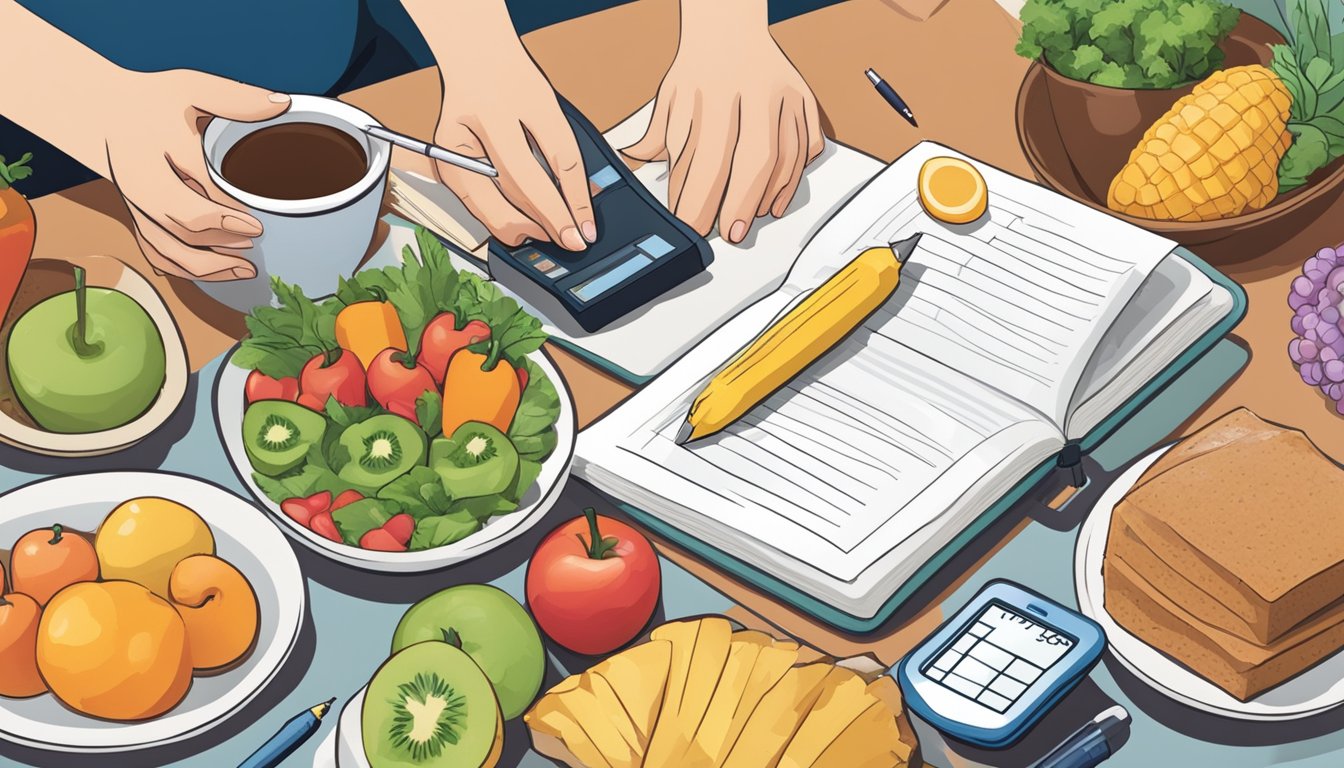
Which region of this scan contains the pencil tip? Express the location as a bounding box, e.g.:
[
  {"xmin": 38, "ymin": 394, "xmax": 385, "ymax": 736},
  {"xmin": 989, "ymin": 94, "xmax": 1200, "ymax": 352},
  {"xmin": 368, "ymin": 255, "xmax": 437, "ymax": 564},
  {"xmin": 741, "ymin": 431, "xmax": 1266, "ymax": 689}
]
[
  {"xmin": 909, "ymin": 117, "xmax": 919, "ymax": 128},
  {"xmin": 674, "ymin": 421, "xmax": 695, "ymax": 446}
]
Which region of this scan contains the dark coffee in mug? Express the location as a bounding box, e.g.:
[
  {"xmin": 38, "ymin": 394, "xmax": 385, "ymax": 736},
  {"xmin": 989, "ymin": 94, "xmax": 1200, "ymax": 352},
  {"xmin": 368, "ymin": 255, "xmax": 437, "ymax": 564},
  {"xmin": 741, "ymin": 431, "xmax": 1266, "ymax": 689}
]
[{"xmin": 220, "ymin": 122, "xmax": 367, "ymax": 200}]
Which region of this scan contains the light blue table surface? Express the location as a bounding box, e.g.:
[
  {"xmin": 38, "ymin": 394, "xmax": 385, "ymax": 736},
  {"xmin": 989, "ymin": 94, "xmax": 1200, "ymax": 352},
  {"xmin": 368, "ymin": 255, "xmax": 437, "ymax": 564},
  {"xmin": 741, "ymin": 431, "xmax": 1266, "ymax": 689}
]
[{"xmin": 2, "ymin": 338, "xmax": 1342, "ymax": 768}]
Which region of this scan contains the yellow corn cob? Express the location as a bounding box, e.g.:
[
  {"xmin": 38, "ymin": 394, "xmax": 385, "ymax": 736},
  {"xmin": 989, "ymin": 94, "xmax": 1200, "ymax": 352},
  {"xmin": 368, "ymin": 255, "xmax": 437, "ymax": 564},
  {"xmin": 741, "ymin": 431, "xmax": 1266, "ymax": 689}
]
[
  {"xmin": 1108, "ymin": 65, "xmax": 1293, "ymax": 222},
  {"xmin": 679, "ymin": 245, "xmax": 903, "ymax": 443}
]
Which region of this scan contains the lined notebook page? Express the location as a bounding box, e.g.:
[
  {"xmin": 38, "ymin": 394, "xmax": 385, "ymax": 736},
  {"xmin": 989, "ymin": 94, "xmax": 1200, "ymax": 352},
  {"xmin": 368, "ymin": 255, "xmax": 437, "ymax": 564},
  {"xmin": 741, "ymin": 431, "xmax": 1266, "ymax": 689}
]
[
  {"xmin": 587, "ymin": 291, "xmax": 1059, "ymax": 581},
  {"xmin": 784, "ymin": 143, "xmax": 1175, "ymax": 426}
]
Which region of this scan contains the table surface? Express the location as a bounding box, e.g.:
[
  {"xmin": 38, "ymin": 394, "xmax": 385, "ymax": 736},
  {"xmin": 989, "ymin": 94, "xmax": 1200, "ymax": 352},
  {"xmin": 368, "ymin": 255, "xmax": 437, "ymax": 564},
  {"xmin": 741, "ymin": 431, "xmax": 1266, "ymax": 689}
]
[{"xmin": 6, "ymin": 0, "xmax": 1344, "ymax": 765}]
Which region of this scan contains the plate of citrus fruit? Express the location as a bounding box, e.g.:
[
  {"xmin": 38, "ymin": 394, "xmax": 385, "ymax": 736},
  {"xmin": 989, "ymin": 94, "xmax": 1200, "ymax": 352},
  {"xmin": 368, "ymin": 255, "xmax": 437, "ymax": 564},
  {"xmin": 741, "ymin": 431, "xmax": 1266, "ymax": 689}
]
[{"xmin": 0, "ymin": 472, "xmax": 304, "ymax": 753}]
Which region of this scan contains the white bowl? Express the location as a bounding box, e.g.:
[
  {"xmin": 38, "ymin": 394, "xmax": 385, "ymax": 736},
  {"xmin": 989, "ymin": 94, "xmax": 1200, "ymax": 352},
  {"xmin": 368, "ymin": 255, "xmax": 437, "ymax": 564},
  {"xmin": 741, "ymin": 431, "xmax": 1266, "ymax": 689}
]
[
  {"xmin": 0, "ymin": 472, "xmax": 305, "ymax": 752},
  {"xmin": 214, "ymin": 345, "xmax": 576, "ymax": 572},
  {"xmin": 0, "ymin": 255, "xmax": 188, "ymax": 457},
  {"xmin": 1075, "ymin": 444, "xmax": 1344, "ymax": 720},
  {"xmin": 200, "ymin": 95, "xmax": 391, "ymax": 312}
]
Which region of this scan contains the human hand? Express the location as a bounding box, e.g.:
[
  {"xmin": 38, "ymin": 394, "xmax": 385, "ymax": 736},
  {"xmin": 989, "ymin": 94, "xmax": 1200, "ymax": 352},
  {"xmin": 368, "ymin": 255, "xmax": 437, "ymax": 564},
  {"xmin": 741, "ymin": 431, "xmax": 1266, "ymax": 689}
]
[
  {"xmin": 429, "ymin": 36, "xmax": 594, "ymax": 250},
  {"xmin": 104, "ymin": 69, "xmax": 291, "ymax": 280},
  {"xmin": 624, "ymin": 23, "xmax": 823, "ymax": 243}
]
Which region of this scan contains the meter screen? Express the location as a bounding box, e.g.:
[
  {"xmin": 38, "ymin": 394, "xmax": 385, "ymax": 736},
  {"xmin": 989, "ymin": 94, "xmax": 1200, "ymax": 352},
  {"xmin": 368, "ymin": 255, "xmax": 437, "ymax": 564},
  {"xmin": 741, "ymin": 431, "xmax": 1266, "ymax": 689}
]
[{"xmin": 920, "ymin": 602, "xmax": 1076, "ymax": 713}]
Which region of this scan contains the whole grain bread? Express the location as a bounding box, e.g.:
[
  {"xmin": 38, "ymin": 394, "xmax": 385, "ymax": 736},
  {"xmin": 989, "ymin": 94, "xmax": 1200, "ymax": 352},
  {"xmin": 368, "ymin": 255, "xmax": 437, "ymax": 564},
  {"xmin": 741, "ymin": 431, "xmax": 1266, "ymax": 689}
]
[
  {"xmin": 1113, "ymin": 426, "xmax": 1344, "ymax": 629},
  {"xmin": 1105, "ymin": 557, "xmax": 1344, "ymax": 701},
  {"xmin": 1107, "ymin": 516, "xmax": 1344, "ymax": 644}
]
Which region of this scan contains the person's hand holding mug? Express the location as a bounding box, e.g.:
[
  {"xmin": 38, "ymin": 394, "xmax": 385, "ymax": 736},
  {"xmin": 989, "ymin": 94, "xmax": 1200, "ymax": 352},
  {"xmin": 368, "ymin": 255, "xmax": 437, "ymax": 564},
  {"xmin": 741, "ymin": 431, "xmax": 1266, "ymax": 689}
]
[{"xmin": 108, "ymin": 70, "xmax": 292, "ymax": 281}]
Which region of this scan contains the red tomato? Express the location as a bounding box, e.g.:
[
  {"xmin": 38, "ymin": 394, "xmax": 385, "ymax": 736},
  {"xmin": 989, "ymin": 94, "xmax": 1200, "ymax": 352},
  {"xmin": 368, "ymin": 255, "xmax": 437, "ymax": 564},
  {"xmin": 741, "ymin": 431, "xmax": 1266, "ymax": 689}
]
[
  {"xmin": 418, "ymin": 313, "xmax": 490, "ymax": 383},
  {"xmin": 366, "ymin": 348, "xmax": 437, "ymax": 423},
  {"xmin": 526, "ymin": 508, "xmax": 661, "ymax": 655},
  {"xmin": 244, "ymin": 370, "xmax": 300, "ymax": 404},
  {"xmin": 298, "ymin": 349, "xmax": 367, "ymax": 409}
]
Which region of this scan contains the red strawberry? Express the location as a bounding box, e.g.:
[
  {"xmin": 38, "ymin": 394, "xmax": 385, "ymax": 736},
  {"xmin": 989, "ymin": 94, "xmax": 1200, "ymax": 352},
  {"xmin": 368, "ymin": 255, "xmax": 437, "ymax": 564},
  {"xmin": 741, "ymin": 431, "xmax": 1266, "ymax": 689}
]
[
  {"xmin": 280, "ymin": 492, "xmax": 332, "ymax": 526},
  {"xmin": 309, "ymin": 511, "xmax": 342, "ymax": 543},
  {"xmin": 382, "ymin": 513, "xmax": 415, "ymax": 546},
  {"xmin": 360, "ymin": 528, "xmax": 407, "ymax": 551},
  {"xmin": 517, "ymin": 366, "xmax": 529, "ymax": 393},
  {"xmin": 331, "ymin": 489, "xmax": 364, "ymax": 511}
]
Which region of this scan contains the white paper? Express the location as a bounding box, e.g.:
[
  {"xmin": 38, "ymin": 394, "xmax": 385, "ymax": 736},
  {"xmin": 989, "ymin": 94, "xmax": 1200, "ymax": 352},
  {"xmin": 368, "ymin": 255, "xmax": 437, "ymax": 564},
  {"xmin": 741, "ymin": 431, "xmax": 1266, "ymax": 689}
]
[{"xmin": 784, "ymin": 143, "xmax": 1176, "ymax": 426}]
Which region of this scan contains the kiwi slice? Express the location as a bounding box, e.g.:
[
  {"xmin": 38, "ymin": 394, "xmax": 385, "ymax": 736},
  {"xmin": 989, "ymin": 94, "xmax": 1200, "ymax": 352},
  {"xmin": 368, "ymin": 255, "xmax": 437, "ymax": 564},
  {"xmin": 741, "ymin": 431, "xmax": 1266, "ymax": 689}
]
[
  {"xmin": 362, "ymin": 641, "xmax": 502, "ymax": 768},
  {"xmin": 242, "ymin": 400, "xmax": 327, "ymax": 476},
  {"xmin": 429, "ymin": 422, "xmax": 519, "ymax": 499},
  {"xmin": 339, "ymin": 414, "xmax": 427, "ymax": 489}
]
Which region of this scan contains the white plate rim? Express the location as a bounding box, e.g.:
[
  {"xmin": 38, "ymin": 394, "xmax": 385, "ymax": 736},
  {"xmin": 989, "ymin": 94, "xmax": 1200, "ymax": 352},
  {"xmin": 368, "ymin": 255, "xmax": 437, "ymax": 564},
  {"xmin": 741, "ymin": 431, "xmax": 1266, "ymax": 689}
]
[
  {"xmin": 0, "ymin": 471, "xmax": 306, "ymax": 752},
  {"xmin": 214, "ymin": 344, "xmax": 576, "ymax": 572},
  {"xmin": 1074, "ymin": 444, "xmax": 1344, "ymax": 720}
]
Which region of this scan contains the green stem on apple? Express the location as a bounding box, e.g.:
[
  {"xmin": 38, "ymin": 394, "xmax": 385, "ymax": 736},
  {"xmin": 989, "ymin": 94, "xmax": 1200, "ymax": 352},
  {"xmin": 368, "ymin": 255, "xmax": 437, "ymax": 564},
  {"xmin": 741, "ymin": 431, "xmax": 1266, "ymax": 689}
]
[
  {"xmin": 575, "ymin": 507, "xmax": 620, "ymax": 560},
  {"xmin": 49, "ymin": 524, "xmax": 63, "ymax": 545},
  {"xmin": 71, "ymin": 266, "xmax": 98, "ymax": 358}
]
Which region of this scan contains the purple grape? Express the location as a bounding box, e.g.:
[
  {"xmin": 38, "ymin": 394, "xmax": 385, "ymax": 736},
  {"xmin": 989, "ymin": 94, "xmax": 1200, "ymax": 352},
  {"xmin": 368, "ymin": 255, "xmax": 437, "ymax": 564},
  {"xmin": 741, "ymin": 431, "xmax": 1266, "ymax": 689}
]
[{"xmin": 1288, "ymin": 243, "xmax": 1344, "ymax": 415}]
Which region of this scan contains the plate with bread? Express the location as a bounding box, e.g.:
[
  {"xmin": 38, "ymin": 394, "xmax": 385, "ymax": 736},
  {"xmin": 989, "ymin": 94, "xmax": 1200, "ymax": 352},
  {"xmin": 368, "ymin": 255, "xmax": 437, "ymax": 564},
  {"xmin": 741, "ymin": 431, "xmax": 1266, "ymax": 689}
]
[{"xmin": 1075, "ymin": 408, "xmax": 1344, "ymax": 720}]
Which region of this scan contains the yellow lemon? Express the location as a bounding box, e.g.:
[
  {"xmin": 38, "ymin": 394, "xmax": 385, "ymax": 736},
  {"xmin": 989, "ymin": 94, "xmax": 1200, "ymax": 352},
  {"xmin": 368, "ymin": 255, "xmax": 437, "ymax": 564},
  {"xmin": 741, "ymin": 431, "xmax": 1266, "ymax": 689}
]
[
  {"xmin": 918, "ymin": 156, "xmax": 988, "ymax": 224},
  {"xmin": 95, "ymin": 498, "xmax": 214, "ymax": 599}
]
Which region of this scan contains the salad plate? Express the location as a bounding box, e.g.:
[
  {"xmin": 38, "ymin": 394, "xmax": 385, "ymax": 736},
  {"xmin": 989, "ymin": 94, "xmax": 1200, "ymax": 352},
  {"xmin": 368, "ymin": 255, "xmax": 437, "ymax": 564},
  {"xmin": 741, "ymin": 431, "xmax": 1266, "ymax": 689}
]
[
  {"xmin": 214, "ymin": 227, "xmax": 576, "ymax": 572},
  {"xmin": 0, "ymin": 472, "xmax": 304, "ymax": 753}
]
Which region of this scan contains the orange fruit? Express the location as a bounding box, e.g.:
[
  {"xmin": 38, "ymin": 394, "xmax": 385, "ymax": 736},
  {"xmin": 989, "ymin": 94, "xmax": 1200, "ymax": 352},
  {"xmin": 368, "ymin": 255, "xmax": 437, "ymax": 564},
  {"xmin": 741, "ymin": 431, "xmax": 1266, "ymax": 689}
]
[
  {"xmin": 169, "ymin": 555, "xmax": 259, "ymax": 672},
  {"xmin": 918, "ymin": 156, "xmax": 988, "ymax": 224},
  {"xmin": 10, "ymin": 524, "xmax": 100, "ymax": 605},
  {"xmin": 0, "ymin": 592, "xmax": 45, "ymax": 698},
  {"xmin": 37, "ymin": 581, "xmax": 192, "ymax": 720},
  {"xmin": 95, "ymin": 498, "xmax": 214, "ymax": 599}
]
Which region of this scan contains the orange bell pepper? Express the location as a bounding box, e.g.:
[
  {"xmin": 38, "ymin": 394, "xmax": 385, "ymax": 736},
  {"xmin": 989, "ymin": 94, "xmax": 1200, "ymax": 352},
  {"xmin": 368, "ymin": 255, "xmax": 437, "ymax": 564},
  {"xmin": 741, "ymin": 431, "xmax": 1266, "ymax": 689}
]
[
  {"xmin": 335, "ymin": 285, "xmax": 407, "ymax": 369},
  {"xmin": 441, "ymin": 344, "xmax": 521, "ymax": 436},
  {"xmin": 0, "ymin": 153, "xmax": 36, "ymax": 324}
]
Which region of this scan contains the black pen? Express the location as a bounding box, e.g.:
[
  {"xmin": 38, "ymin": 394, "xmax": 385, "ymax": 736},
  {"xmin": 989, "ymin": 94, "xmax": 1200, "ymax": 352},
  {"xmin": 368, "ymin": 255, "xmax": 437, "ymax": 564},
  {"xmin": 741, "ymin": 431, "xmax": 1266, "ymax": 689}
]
[{"xmin": 865, "ymin": 68, "xmax": 918, "ymax": 127}]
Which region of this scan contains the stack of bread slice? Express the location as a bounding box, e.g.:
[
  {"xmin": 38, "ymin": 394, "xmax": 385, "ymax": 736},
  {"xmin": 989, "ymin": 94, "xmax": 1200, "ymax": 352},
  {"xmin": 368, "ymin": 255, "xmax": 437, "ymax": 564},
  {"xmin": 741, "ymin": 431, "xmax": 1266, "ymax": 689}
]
[
  {"xmin": 525, "ymin": 616, "xmax": 919, "ymax": 767},
  {"xmin": 1104, "ymin": 408, "xmax": 1344, "ymax": 701}
]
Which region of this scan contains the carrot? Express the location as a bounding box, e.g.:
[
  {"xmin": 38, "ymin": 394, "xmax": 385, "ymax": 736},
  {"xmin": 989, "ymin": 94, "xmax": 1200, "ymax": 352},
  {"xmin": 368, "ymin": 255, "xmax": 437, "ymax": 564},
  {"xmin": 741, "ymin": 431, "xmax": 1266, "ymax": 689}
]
[
  {"xmin": 441, "ymin": 343, "xmax": 521, "ymax": 436},
  {"xmin": 0, "ymin": 153, "xmax": 36, "ymax": 324},
  {"xmin": 335, "ymin": 285, "xmax": 407, "ymax": 369}
]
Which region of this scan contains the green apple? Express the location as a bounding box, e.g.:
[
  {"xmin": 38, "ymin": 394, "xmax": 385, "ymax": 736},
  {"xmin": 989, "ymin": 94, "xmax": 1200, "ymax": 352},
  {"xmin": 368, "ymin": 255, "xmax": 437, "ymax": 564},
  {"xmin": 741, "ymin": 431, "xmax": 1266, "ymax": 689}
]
[
  {"xmin": 7, "ymin": 266, "xmax": 166, "ymax": 433},
  {"xmin": 391, "ymin": 584, "xmax": 545, "ymax": 719}
]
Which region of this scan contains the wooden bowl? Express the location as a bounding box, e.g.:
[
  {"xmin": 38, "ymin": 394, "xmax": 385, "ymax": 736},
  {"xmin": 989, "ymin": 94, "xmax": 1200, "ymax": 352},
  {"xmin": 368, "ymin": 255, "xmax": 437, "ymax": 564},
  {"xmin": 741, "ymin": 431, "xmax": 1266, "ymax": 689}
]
[
  {"xmin": 0, "ymin": 254, "xmax": 189, "ymax": 456},
  {"xmin": 1017, "ymin": 62, "xmax": 1344, "ymax": 262},
  {"xmin": 1035, "ymin": 13, "xmax": 1282, "ymax": 203}
]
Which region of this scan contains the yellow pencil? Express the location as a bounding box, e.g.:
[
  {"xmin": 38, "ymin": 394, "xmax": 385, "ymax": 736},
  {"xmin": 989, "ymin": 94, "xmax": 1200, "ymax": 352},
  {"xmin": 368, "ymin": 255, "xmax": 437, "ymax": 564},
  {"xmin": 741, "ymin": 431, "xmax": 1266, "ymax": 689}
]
[{"xmin": 674, "ymin": 233, "xmax": 920, "ymax": 445}]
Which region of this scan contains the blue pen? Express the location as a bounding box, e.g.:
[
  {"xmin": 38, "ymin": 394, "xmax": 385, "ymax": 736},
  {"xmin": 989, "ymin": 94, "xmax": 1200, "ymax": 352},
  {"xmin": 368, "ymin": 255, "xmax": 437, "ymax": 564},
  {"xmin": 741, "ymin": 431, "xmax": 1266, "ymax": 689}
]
[
  {"xmin": 239, "ymin": 698, "xmax": 336, "ymax": 768},
  {"xmin": 866, "ymin": 68, "xmax": 918, "ymax": 127},
  {"xmin": 1034, "ymin": 705, "xmax": 1131, "ymax": 768}
]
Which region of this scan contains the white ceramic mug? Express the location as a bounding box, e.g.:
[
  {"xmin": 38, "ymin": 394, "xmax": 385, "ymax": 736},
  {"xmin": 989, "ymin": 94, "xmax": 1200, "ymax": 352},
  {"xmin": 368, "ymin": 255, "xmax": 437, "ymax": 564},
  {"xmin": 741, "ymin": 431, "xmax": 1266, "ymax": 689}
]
[{"xmin": 200, "ymin": 95, "xmax": 391, "ymax": 312}]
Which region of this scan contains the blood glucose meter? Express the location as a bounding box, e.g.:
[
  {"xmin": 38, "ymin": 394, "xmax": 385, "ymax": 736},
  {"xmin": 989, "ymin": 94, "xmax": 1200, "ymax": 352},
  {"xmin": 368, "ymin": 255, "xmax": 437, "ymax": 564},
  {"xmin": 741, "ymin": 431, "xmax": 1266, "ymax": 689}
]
[
  {"xmin": 896, "ymin": 580, "xmax": 1106, "ymax": 749},
  {"xmin": 487, "ymin": 96, "xmax": 713, "ymax": 332}
]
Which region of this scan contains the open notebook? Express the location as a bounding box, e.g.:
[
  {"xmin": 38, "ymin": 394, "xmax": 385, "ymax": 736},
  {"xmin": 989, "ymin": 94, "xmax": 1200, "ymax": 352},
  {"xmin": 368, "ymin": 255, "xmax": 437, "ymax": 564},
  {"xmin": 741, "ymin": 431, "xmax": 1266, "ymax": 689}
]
[
  {"xmin": 385, "ymin": 102, "xmax": 883, "ymax": 380},
  {"xmin": 575, "ymin": 142, "xmax": 1236, "ymax": 623}
]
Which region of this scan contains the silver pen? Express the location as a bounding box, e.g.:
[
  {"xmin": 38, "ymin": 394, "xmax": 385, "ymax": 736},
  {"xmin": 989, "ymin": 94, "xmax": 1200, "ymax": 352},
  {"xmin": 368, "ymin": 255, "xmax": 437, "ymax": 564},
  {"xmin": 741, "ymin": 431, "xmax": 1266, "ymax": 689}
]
[{"xmin": 362, "ymin": 124, "xmax": 499, "ymax": 177}]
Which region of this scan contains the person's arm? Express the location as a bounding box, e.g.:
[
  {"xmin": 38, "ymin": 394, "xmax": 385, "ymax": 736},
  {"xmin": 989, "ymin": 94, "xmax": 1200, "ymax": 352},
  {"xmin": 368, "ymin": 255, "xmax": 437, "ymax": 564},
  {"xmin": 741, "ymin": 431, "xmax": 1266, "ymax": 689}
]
[
  {"xmin": 0, "ymin": 1, "xmax": 290, "ymax": 280},
  {"xmin": 625, "ymin": 0, "xmax": 824, "ymax": 243},
  {"xmin": 401, "ymin": 0, "xmax": 594, "ymax": 251}
]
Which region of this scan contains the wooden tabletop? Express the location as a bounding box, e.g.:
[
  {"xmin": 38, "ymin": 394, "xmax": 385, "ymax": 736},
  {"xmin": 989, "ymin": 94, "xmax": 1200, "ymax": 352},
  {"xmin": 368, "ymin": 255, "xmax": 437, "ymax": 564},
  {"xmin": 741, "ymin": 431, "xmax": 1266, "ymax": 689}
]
[{"xmin": 25, "ymin": 0, "xmax": 1344, "ymax": 659}]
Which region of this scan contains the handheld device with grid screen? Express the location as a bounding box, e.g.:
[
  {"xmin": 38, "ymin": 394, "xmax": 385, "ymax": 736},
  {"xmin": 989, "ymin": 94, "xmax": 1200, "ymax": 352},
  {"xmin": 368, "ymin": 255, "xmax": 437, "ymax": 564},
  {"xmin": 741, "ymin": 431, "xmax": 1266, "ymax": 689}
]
[{"xmin": 896, "ymin": 580, "xmax": 1106, "ymax": 748}]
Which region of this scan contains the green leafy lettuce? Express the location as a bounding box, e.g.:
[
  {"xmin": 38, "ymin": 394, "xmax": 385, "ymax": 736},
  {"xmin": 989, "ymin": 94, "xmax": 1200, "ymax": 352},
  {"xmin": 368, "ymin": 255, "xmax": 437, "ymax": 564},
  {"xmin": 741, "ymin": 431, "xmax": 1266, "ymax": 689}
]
[
  {"xmin": 1016, "ymin": 0, "xmax": 1240, "ymax": 89},
  {"xmin": 237, "ymin": 226, "xmax": 562, "ymax": 552},
  {"xmin": 1273, "ymin": 0, "xmax": 1344, "ymax": 191}
]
